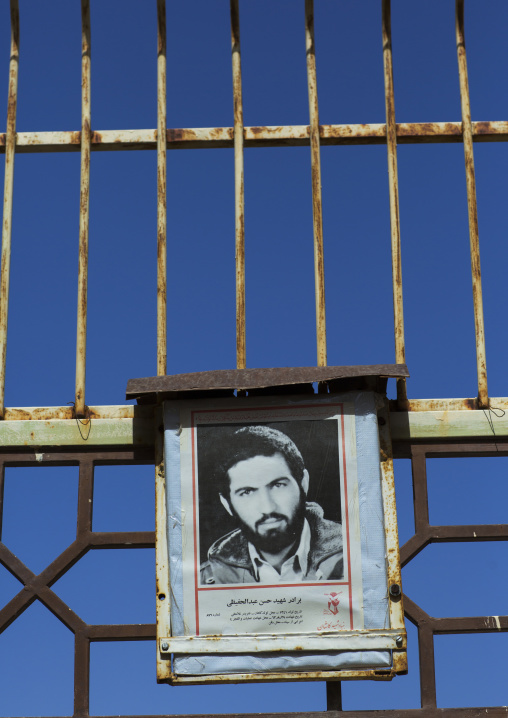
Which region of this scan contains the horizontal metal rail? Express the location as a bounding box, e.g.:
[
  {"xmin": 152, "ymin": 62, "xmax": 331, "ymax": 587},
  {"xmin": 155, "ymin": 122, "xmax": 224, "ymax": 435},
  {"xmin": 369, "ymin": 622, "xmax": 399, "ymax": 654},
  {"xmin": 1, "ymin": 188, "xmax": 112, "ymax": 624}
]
[
  {"xmin": 1, "ymin": 121, "xmax": 507, "ymax": 153},
  {"xmin": 1, "ymin": 398, "xmax": 508, "ymax": 451}
]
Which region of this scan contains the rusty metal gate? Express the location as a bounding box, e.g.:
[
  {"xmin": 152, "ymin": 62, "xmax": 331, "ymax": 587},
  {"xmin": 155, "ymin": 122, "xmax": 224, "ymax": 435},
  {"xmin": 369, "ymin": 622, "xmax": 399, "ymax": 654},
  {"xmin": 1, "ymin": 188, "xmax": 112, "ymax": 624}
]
[{"xmin": 1, "ymin": 1, "xmax": 508, "ymax": 717}]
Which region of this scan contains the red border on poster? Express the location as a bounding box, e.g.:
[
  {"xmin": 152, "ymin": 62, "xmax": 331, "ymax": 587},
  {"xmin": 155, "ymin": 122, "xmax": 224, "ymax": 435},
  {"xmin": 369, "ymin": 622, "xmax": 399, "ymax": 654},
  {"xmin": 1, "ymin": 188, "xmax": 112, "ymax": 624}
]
[{"xmin": 190, "ymin": 404, "xmax": 352, "ymax": 636}]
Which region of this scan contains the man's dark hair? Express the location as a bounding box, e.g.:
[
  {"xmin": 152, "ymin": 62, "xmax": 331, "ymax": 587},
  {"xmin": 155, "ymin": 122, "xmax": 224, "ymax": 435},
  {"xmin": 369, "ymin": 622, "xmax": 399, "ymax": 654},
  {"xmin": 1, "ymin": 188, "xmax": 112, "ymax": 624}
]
[{"xmin": 216, "ymin": 425, "xmax": 305, "ymax": 497}]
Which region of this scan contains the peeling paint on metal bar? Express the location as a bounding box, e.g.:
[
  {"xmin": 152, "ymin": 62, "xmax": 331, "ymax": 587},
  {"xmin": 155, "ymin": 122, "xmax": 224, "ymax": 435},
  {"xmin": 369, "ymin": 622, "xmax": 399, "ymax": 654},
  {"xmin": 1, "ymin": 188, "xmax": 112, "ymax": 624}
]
[
  {"xmin": 390, "ymin": 408, "xmax": 508, "ymax": 441},
  {"xmin": 0, "ymin": 417, "xmax": 153, "ymax": 447}
]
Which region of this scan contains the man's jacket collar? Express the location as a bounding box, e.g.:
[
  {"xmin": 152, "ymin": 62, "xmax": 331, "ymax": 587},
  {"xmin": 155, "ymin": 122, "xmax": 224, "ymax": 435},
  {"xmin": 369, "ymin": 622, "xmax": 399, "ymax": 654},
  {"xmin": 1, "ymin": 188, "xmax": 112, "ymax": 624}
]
[{"xmin": 207, "ymin": 502, "xmax": 342, "ymax": 573}]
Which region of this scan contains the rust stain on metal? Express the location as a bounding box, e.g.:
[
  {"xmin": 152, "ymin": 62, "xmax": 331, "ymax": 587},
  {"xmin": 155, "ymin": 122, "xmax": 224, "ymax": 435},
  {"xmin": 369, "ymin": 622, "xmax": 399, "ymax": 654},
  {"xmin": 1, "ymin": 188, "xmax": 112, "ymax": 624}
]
[
  {"xmin": 0, "ymin": 121, "xmax": 506, "ymax": 156},
  {"xmin": 2, "ymin": 405, "xmax": 148, "ymax": 421},
  {"xmin": 249, "ymin": 125, "xmax": 267, "ymax": 136},
  {"xmin": 126, "ymin": 364, "xmax": 408, "ymax": 399},
  {"xmin": 378, "ymin": 398, "xmax": 405, "ymax": 649},
  {"xmin": 404, "ymin": 397, "xmax": 478, "ymax": 412},
  {"xmin": 166, "ymin": 128, "xmax": 185, "ymax": 143},
  {"xmin": 474, "ymin": 120, "xmax": 494, "ymax": 135}
]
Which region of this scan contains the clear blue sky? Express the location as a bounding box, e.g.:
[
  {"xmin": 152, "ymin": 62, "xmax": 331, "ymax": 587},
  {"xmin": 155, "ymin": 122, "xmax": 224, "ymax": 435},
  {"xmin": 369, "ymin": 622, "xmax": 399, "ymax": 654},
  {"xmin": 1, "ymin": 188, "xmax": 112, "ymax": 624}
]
[{"xmin": 1, "ymin": 1, "xmax": 508, "ymax": 715}]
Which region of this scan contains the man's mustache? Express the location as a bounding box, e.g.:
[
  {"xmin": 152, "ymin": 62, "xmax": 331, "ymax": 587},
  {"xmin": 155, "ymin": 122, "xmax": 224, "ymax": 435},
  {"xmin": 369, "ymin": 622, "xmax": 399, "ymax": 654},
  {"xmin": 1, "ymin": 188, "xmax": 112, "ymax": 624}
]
[{"xmin": 255, "ymin": 513, "xmax": 288, "ymax": 530}]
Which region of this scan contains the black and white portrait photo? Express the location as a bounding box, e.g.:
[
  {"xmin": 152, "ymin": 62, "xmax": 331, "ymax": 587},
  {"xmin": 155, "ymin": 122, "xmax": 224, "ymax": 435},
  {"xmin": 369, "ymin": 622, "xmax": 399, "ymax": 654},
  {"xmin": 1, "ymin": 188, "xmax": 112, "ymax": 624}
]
[
  {"xmin": 196, "ymin": 420, "xmax": 344, "ymax": 585},
  {"xmin": 163, "ymin": 394, "xmax": 391, "ymax": 654}
]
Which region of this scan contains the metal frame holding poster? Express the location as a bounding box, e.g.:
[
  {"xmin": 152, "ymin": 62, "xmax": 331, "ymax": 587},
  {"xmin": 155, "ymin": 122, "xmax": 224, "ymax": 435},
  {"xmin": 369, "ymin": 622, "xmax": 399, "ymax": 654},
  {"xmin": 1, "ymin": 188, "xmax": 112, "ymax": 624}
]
[{"xmin": 156, "ymin": 390, "xmax": 406, "ymax": 684}]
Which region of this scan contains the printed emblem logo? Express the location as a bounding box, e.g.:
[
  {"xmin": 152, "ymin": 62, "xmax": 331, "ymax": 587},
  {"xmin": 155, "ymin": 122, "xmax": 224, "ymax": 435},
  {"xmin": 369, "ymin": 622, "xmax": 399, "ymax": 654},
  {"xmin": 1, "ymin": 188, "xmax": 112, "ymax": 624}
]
[{"xmin": 325, "ymin": 591, "xmax": 341, "ymax": 615}]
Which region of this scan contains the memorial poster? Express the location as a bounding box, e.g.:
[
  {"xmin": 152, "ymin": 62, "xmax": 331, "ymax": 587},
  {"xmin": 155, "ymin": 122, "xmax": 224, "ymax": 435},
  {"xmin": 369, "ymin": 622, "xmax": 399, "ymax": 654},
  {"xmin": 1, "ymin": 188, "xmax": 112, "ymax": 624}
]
[{"xmin": 175, "ymin": 398, "xmax": 364, "ymax": 639}]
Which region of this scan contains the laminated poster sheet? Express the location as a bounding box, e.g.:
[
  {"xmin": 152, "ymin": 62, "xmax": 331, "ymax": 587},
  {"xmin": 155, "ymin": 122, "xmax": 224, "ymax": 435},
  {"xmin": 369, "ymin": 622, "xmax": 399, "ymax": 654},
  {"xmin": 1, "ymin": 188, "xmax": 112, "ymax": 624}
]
[{"xmin": 164, "ymin": 393, "xmax": 390, "ymax": 676}]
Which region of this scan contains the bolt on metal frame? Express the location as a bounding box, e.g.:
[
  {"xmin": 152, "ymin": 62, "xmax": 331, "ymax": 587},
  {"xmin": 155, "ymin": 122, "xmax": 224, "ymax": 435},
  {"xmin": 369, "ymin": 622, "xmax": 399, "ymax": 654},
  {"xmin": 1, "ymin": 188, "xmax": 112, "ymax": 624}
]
[{"xmin": 0, "ymin": 0, "xmax": 507, "ymax": 716}]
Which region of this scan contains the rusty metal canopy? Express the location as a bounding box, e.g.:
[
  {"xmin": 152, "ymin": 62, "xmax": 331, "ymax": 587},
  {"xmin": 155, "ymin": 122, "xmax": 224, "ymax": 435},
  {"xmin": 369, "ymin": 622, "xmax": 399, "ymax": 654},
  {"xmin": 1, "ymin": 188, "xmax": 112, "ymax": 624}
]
[{"xmin": 126, "ymin": 364, "xmax": 409, "ymax": 403}]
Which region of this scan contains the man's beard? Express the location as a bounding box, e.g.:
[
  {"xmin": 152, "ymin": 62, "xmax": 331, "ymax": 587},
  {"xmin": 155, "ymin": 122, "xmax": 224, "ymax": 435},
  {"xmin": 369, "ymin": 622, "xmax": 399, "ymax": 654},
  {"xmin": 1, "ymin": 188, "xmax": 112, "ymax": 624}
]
[{"xmin": 235, "ymin": 492, "xmax": 307, "ymax": 555}]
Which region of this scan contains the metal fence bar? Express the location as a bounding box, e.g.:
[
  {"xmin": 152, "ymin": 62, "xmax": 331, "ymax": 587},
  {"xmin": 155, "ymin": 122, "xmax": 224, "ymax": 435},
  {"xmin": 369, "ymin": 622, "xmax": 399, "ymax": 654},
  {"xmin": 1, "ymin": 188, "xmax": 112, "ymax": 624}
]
[
  {"xmin": 75, "ymin": 0, "xmax": 91, "ymax": 417},
  {"xmin": 3, "ymin": 443, "xmax": 508, "ymax": 716},
  {"xmin": 76, "ymin": 457, "xmax": 94, "ymax": 536},
  {"xmin": 0, "ymin": 0, "xmax": 19, "ymax": 419},
  {"xmin": 74, "ymin": 630, "xmax": 90, "ymax": 718},
  {"xmin": 157, "ymin": 0, "xmax": 167, "ymax": 376},
  {"xmin": 455, "ymin": 0, "xmax": 488, "ymax": 409},
  {"xmin": 230, "ymin": 0, "xmax": 246, "ymax": 370},
  {"xmin": 326, "ymin": 682, "xmax": 342, "ymax": 711},
  {"xmin": 305, "ymin": 0, "xmax": 327, "ymax": 367},
  {"xmin": 2, "ymin": 121, "xmax": 508, "ymax": 154},
  {"xmin": 155, "ymin": 415, "xmax": 171, "ymax": 682},
  {"xmin": 0, "ymin": 461, "xmax": 4, "ymax": 539},
  {"xmin": 382, "ymin": 0, "xmax": 407, "ymax": 408}
]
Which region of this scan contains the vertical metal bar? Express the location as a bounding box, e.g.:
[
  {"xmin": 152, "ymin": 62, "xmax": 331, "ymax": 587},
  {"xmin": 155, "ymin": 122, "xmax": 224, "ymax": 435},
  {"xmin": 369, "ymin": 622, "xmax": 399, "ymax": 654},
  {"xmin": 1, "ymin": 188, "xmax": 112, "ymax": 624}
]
[
  {"xmin": 0, "ymin": 461, "xmax": 5, "ymax": 540},
  {"xmin": 382, "ymin": 0, "xmax": 407, "ymax": 408},
  {"xmin": 326, "ymin": 681, "xmax": 342, "ymax": 711},
  {"xmin": 410, "ymin": 447, "xmax": 430, "ymax": 536},
  {"xmin": 378, "ymin": 397, "xmax": 406, "ymax": 666},
  {"xmin": 155, "ymin": 409, "xmax": 172, "ymax": 681},
  {"xmin": 305, "ymin": 0, "xmax": 327, "ymax": 368},
  {"xmin": 418, "ymin": 625, "xmax": 437, "ymax": 708},
  {"xmin": 74, "ymin": 630, "xmax": 90, "ymax": 717},
  {"xmin": 230, "ymin": 0, "xmax": 246, "ymax": 369},
  {"xmin": 157, "ymin": 0, "xmax": 167, "ymax": 376},
  {"xmin": 0, "ymin": 0, "xmax": 19, "ymax": 419},
  {"xmin": 76, "ymin": 458, "xmax": 94, "ymax": 537},
  {"xmin": 456, "ymin": 0, "xmax": 488, "ymax": 408},
  {"xmin": 75, "ymin": 0, "xmax": 91, "ymax": 417}
]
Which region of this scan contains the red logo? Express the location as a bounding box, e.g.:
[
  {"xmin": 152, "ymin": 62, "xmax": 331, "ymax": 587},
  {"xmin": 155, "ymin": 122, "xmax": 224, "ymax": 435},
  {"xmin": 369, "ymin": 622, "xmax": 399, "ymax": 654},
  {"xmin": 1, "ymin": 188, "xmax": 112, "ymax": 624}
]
[{"xmin": 326, "ymin": 591, "xmax": 340, "ymax": 615}]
